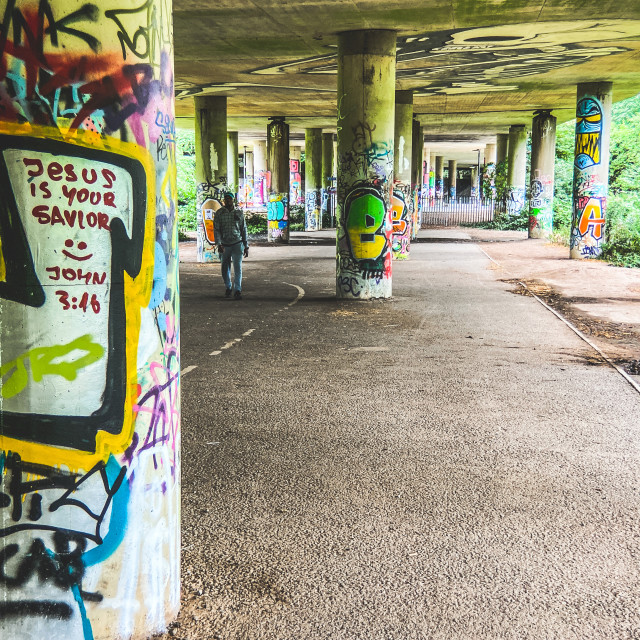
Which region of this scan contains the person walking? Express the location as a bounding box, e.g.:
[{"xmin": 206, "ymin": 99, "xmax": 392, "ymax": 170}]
[{"xmin": 214, "ymin": 193, "xmax": 249, "ymax": 299}]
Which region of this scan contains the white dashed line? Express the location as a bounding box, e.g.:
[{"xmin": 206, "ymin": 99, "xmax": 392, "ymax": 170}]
[
  {"xmin": 243, "ymin": 329, "xmax": 255, "ymax": 337},
  {"xmin": 181, "ymin": 365, "xmax": 198, "ymax": 376},
  {"xmin": 220, "ymin": 341, "xmax": 236, "ymax": 350},
  {"xmin": 209, "ymin": 350, "xmax": 222, "ymax": 356}
]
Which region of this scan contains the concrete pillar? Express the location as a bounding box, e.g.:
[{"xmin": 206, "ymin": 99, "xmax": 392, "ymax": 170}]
[
  {"xmin": 244, "ymin": 149, "xmax": 254, "ymax": 206},
  {"xmin": 322, "ymin": 132, "xmax": 334, "ymax": 221},
  {"xmin": 336, "ymin": 29, "xmax": 396, "ymax": 299},
  {"xmin": 507, "ymin": 125, "xmax": 527, "ymax": 215},
  {"xmin": 471, "ymin": 167, "xmax": 479, "ymax": 198},
  {"xmin": 227, "ymin": 131, "xmax": 239, "ymax": 198},
  {"xmin": 484, "ymin": 143, "xmax": 497, "ymax": 199},
  {"xmin": 529, "ymin": 110, "xmax": 557, "ymax": 239},
  {"xmin": 392, "ymin": 91, "xmax": 413, "ymax": 259},
  {"xmin": 435, "ymin": 155, "xmax": 444, "ymax": 201},
  {"xmin": 411, "ymin": 120, "xmax": 423, "ymax": 237},
  {"xmin": 253, "ymin": 140, "xmax": 267, "ymax": 207},
  {"xmin": 305, "ymin": 128, "xmax": 323, "ymax": 231},
  {"xmin": 195, "ymin": 96, "xmax": 227, "ymax": 263},
  {"xmin": 448, "ymin": 160, "xmax": 458, "ymax": 201},
  {"xmin": 485, "ymin": 143, "xmax": 497, "ymax": 164},
  {"xmin": 571, "ymin": 82, "xmax": 613, "ymax": 259},
  {"xmin": 496, "ymin": 133, "xmax": 509, "ymax": 166},
  {"xmin": 289, "ymin": 146, "xmax": 302, "ymax": 209},
  {"xmin": 429, "ymin": 152, "xmax": 436, "ymax": 201},
  {"xmin": 267, "ymin": 117, "xmax": 290, "ymax": 243},
  {"xmin": 0, "ymin": 0, "xmax": 179, "ymax": 637}
]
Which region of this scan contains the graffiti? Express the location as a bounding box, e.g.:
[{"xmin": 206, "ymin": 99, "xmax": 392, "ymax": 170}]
[
  {"xmin": 0, "ymin": 135, "xmax": 146, "ymax": 453},
  {"xmin": 196, "ymin": 181, "xmax": 224, "ymax": 263},
  {"xmin": 154, "ymin": 110, "xmax": 175, "ymax": 145},
  {"xmin": 289, "ymin": 159, "xmax": 302, "ymax": 205},
  {"xmin": 0, "ymin": 0, "xmax": 179, "ymax": 636},
  {"xmin": 571, "ymin": 195, "xmax": 606, "ymax": 254},
  {"xmin": 529, "ymin": 171, "xmax": 553, "ymax": 236},
  {"xmin": 305, "ymin": 189, "xmax": 321, "ymax": 231},
  {"xmin": 1, "ymin": 335, "xmax": 104, "ymax": 400},
  {"xmin": 506, "ymin": 187, "xmax": 526, "ymax": 216},
  {"xmin": 342, "ymin": 186, "xmax": 390, "ymax": 278},
  {"xmin": 267, "ymin": 192, "xmax": 289, "ymax": 242},
  {"xmin": 448, "ymin": 185, "xmax": 456, "ymax": 202},
  {"xmin": 254, "ymin": 169, "xmax": 268, "ymax": 206},
  {"xmin": 575, "ymin": 97, "xmax": 602, "ymax": 169},
  {"xmin": 435, "ymin": 177, "xmax": 443, "ymax": 199},
  {"xmin": 391, "ymin": 185, "xmax": 411, "ymax": 259}
]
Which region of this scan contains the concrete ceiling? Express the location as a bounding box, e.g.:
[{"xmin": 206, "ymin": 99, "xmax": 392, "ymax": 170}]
[{"xmin": 173, "ymin": 1, "xmax": 640, "ymax": 153}]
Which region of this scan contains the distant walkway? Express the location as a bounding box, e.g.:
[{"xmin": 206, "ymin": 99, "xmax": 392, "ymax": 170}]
[{"xmin": 162, "ymin": 229, "xmax": 640, "ymax": 640}]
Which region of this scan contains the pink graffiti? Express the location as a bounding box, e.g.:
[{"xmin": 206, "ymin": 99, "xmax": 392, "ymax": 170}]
[{"xmin": 127, "ymin": 314, "xmax": 180, "ymax": 476}]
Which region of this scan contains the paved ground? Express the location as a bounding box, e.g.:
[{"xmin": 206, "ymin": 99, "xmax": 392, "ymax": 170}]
[{"xmin": 157, "ymin": 229, "xmax": 640, "ymax": 640}]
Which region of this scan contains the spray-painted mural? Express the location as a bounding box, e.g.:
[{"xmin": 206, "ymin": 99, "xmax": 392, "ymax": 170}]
[
  {"xmin": 529, "ymin": 170, "xmax": 553, "ymax": 236},
  {"xmin": 337, "ymin": 121, "xmax": 393, "ymax": 298},
  {"xmin": 267, "ymin": 192, "xmax": 289, "ymax": 242},
  {"xmin": 571, "ymin": 93, "xmax": 609, "ymax": 258},
  {"xmin": 305, "ymin": 189, "xmax": 321, "ymax": 231},
  {"xmin": 391, "ymin": 184, "xmax": 411, "ymax": 259},
  {"xmin": 196, "ymin": 181, "xmax": 224, "ymax": 262},
  {"xmin": 254, "ymin": 169, "xmax": 268, "ymax": 206},
  {"xmin": 0, "ymin": 1, "xmax": 179, "ymax": 638},
  {"xmin": 289, "ymin": 159, "xmax": 302, "ymax": 206}
]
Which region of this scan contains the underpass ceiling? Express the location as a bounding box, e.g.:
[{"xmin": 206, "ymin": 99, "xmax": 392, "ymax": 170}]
[{"xmin": 173, "ymin": 1, "xmax": 640, "ymax": 147}]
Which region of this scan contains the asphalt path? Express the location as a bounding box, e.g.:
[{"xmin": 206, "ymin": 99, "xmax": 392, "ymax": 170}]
[{"xmin": 165, "ymin": 231, "xmax": 640, "ymax": 640}]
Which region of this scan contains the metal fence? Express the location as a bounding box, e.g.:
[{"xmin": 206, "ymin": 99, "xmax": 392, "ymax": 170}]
[{"xmin": 419, "ymin": 195, "xmax": 508, "ymax": 227}]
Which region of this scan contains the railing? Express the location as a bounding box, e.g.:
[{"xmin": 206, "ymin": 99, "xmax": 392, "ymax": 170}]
[{"xmin": 420, "ymin": 195, "xmax": 507, "ymax": 227}]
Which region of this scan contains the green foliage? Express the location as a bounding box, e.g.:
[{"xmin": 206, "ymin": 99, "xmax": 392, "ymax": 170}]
[
  {"xmin": 245, "ymin": 212, "xmax": 267, "ymax": 235},
  {"xmin": 289, "ymin": 204, "xmax": 305, "ymax": 231},
  {"xmin": 493, "ymin": 160, "xmax": 508, "ymax": 200},
  {"xmin": 176, "ymin": 130, "xmax": 197, "ymax": 231},
  {"xmin": 600, "ymin": 194, "xmax": 640, "ymax": 267}
]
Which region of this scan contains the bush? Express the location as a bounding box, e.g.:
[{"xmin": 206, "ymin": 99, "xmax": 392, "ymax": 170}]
[
  {"xmin": 245, "ymin": 212, "xmax": 267, "ymax": 235},
  {"xmin": 289, "ymin": 204, "xmax": 305, "ymax": 231},
  {"xmin": 176, "ymin": 130, "xmax": 197, "ymax": 232}
]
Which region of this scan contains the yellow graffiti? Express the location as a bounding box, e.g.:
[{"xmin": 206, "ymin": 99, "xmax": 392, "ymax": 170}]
[
  {"xmin": 1, "ymin": 335, "xmax": 105, "ymax": 399},
  {"xmin": 0, "ymin": 121, "xmax": 156, "ymax": 471},
  {"xmin": 575, "ymin": 133, "xmax": 600, "ymax": 165}
]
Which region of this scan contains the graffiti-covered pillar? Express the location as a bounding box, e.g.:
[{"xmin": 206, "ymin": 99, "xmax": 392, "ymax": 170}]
[
  {"xmin": 336, "ymin": 29, "xmax": 395, "ymax": 299},
  {"xmin": 392, "ymin": 91, "xmax": 413, "ymax": 259},
  {"xmin": 322, "ymin": 132, "xmax": 334, "ymax": 222},
  {"xmin": 448, "ymin": 160, "xmax": 458, "ymax": 201},
  {"xmin": 429, "ymin": 152, "xmax": 436, "ymax": 201},
  {"xmin": 471, "ymin": 167, "xmax": 479, "ymax": 198},
  {"xmin": 253, "ymin": 140, "xmax": 267, "ymax": 207},
  {"xmin": 305, "ymin": 128, "xmax": 323, "ymax": 231},
  {"xmin": 571, "ymin": 82, "xmax": 612, "ymax": 259},
  {"xmin": 195, "ymin": 96, "xmax": 227, "ymax": 262},
  {"xmin": 289, "ymin": 145, "xmax": 302, "ymax": 206},
  {"xmin": 507, "ymin": 124, "xmax": 527, "ymax": 216},
  {"xmin": 227, "ymin": 131, "xmax": 239, "ymax": 199},
  {"xmin": 411, "ymin": 119, "xmax": 423, "ymax": 238},
  {"xmin": 267, "ymin": 117, "xmax": 290, "ymax": 243},
  {"xmin": 529, "ymin": 110, "xmax": 557, "ymax": 239},
  {"xmin": 0, "ymin": 0, "xmax": 180, "ymax": 638},
  {"xmin": 435, "ymin": 155, "xmax": 444, "ymax": 201},
  {"xmin": 244, "ymin": 149, "xmax": 254, "ymax": 206},
  {"xmin": 484, "ymin": 142, "xmax": 497, "ymax": 197}
]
